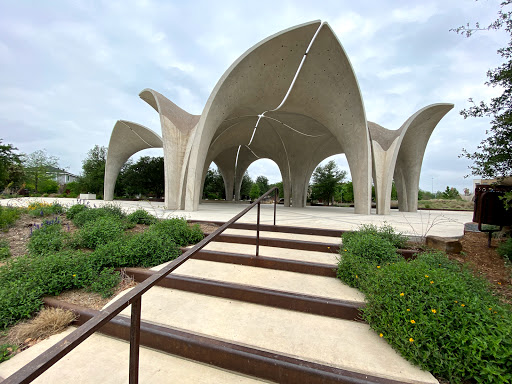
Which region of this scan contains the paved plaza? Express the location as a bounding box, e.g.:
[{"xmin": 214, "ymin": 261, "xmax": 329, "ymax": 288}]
[{"xmin": 1, "ymin": 197, "xmax": 473, "ymax": 238}]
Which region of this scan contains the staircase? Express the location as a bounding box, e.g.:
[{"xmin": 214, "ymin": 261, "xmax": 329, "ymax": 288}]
[{"xmin": 0, "ymin": 221, "xmax": 438, "ymax": 384}]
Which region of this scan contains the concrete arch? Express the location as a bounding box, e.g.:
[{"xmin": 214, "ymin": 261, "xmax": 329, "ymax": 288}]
[
  {"xmin": 104, "ymin": 120, "xmax": 163, "ymax": 201},
  {"xmin": 185, "ymin": 21, "xmax": 322, "ymax": 211},
  {"xmin": 265, "ymin": 23, "xmax": 371, "ymax": 213},
  {"xmin": 139, "ymin": 88, "xmax": 200, "ymax": 209},
  {"xmin": 369, "ymin": 104, "xmax": 454, "ymax": 214}
]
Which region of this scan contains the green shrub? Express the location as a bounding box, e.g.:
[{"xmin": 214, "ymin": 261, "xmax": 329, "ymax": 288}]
[
  {"xmin": 148, "ymin": 218, "xmax": 203, "ymax": 246},
  {"xmin": 91, "ymin": 230, "xmax": 181, "ymax": 269},
  {"xmin": 65, "ymin": 203, "xmax": 88, "ymax": 220},
  {"xmin": 27, "ymin": 201, "xmax": 61, "ymax": 217},
  {"xmin": 27, "ymin": 220, "xmax": 66, "ymax": 256},
  {"xmin": 497, "ymin": 238, "xmax": 512, "ymax": 262},
  {"xmin": 127, "ymin": 209, "xmax": 157, "ymax": 225},
  {"xmin": 72, "ymin": 207, "xmax": 118, "ymax": 227},
  {"xmin": 76, "ymin": 216, "xmax": 125, "ymax": 249},
  {"xmin": 0, "ymin": 205, "xmax": 21, "ymax": 231},
  {"xmin": 0, "ymin": 250, "xmax": 120, "ymax": 328},
  {"xmin": 343, "ymin": 223, "xmax": 408, "ymax": 249},
  {"xmin": 100, "ymin": 203, "xmax": 125, "ymax": 219},
  {"xmin": 341, "ymin": 230, "xmax": 400, "ymax": 265},
  {"xmin": 0, "ymin": 343, "xmax": 17, "ymax": 363},
  {"xmin": 0, "ymin": 240, "xmax": 10, "ymax": 260}
]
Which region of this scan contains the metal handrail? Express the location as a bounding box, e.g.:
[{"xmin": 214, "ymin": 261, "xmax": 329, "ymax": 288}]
[{"xmin": 4, "ymin": 187, "xmax": 279, "ymax": 384}]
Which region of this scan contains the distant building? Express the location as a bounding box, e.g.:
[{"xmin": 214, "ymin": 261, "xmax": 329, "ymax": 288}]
[{"xmin": 46, "ymin": 166, "xmax": 79, "ymax": 185}]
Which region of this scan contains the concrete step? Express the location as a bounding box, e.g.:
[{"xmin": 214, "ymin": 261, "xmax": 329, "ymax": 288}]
[
  {"xmin": 124, "ymin": 266, "xmax": 364, "ymax": 321},
  {"xmin": 0, "ymin": 325, "xmax": 269, "ymax": 384},
  {"xmin": 197, "ymin": 241, "xmax": 339, "ymax": 265},
  {"xmin": 222, "ymin": 227, "xmax": 341, "ymax": 244},
  {"xmin": 102, "ymin": 286, "xmax": 436, "ymax": 384}
]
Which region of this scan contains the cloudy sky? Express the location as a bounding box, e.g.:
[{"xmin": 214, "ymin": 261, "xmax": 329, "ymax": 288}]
[{"xmin": 0, "ymin": 0, "xmax": 508, "ymax": 194}]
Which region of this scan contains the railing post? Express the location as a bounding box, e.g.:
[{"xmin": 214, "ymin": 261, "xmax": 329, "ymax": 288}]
[
  {"xmin": 274, "ymin": 188, "xmax": 277, "ymax": 226},
  {"xmin": 129, "ymin": 298, "xmax": 142, "ymax": 384},
  {"xmin": 256, "ymin": 201, "xmax": 260, "ymax": 256}
]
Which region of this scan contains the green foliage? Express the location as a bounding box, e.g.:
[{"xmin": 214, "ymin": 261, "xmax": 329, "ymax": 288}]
[
  {"xmin": 441, "ymin": 186, "xmax": 462, "ymax": 200},
  {"xmin": 71, "ymin": 205, "xmax": 125, "ymax": 227},
  {"xmin": 270, "ymin": 181, "xmax": 284, "ymax": 198},
  {"xmin": 23, "ymin": 149, "xmax": 59, "ymax": 193},
  {"xmin": 0, "ymin": 205, "xmax": 21, "ymax": 231},
  {"xmin": 65, "ymin": 203, "xmax": 89, "ymax": 220},
  {"xmin": 255, "ymin": 176, "xmax": 269, "ymax": 194},
  {"xmin": 341, "ymin": 181, "xmax": 354, "ymax": 203},
  {"xmin": 362, "ymin": 253, "xmax": 512, "ymax": 383},
  {"xmin": 79, "ymin": 145, "xmax": 107, "ymax": 194},
  {"xmin": 453, "ymin": 3, "xmax": 512, "ymax": 179},
  {"xmin": 249, "ymin": 183, "xmax": 261, "ymax": 200},
  {"xmin": 27, "ymin": 201, "xmax": 64, "ymax": 217},
  {"xmin": 117, "ymin": 156, "xmax": 165, "ymax": 198},
  {"xmin": 76, "ymin": 216, "xmax": 125, "ymax": 249},
  {"xmin": 27, "ymin": 220, "xmax": 66, "ymax": 256},
  {"xmin": 0, "ymin": 343, "xmax": 17, "ymax": 363},
  {"xmin": 337, "ymin": 223, "xmax": 512, "ymax": 383},
  {"xmin": 127, "ymin": 209, "xmax": 157, "ymax": 225},
  {"xmin": 310, "ymin": 160, "xmax": 347, "ymax": 205},
  {"xmin": 147, "ymin": 218, "xmax": 203, "ymax": 246},
  {"xmin": 202, "ymin": 166, "xmax": 226, "ymax": 199},
  {"xmin": 0, "ymin": 250, "xmax": 120, "ymax": 328},
  {"xmin": 0, "ymin": 139, "xmax": 24, "ymax": 192},
  {"xmin": 240, "ymin": 171, "xmax": 253, "ymax": 200},
  {"xmin": 343, "ymin": 223, "xmax": 407, "ymax": 250},
  {"xmin": 497, "ymin": 238, "xmax": 512, "ymax": 262},
  {"xmin": 0, "ymin": 239, "xmax": 10, "ymax": 260}
]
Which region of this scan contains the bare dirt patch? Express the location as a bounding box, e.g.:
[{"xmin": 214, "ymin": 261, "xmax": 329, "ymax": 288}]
[{"xmin": 449, "ymin": 231, "xmax": 512, "ymax": 303}]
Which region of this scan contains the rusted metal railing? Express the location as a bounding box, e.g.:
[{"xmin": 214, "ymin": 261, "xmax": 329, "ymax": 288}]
[{"xmin": 4, "ymin": 187, "xmax": 279, "ymax": 384}]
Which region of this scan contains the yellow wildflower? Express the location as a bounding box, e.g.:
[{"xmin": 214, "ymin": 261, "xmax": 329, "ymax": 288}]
[
  {"xmin": 410, "ymin": 320, "xmax": 416, "ymax": 324},
  {"xmin": 461, "ymin": 304, "xmax": 465, "ymax": 307},
  {"xmin": 400, "ymin": 292, "xmax": 404, "ymax": 297},
  {"xmin": 430, "ymin": 281, "xmax": 434, "ymax": 284},
  {"xmin": 377, "ymin": 266, "xmax": 381, "ymax": 269},
  {"xmin": 379, "ymin": 333, "xmax": 383, "ymax": 338},
  {"xmin": 409, "ymin": 338, "xmax": 414, "ymax": 343},
  {"xmin": 73, "ymin": 274, "xmax": 76, "ymax": 277},
  {"xmin": 425, "ymin": 275, "xmax": 429, "ymax": 278},
  {"xmin": 431, "ymin": 309, "xmax": 437, "ymax": 314},
  {"xmin": 406, "ymin": 308, "xmax": 410, "ymax": 312}
]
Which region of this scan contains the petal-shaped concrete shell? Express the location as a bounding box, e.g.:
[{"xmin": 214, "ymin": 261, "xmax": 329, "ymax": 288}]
[
  {"xmin": 104, "ymin": 120, "xmax": 163, "ymax": 200},
  {"xmin": 370, "ymin": 104, "xmax": 454, "ymax": 214},
  {"xmin": 184, "ymin": 21, "xmax": 372, "ymax": 213}
]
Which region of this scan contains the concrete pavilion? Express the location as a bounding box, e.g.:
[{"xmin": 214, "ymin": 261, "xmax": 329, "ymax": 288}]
[{"xmin": 103, "ymin": 20, "xmax": 453, "ymax": 215}]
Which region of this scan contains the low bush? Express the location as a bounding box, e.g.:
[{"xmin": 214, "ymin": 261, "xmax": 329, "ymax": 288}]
[
  {"xmin": 65, "ymin": 203, "xmax": 88, "ymax": 220},
  {"xmin": 27, "ymin": 201, "xmax": 64, "ymax": 217},
  {"xmin": 91, "ymin": 230, "xmax": 181, "ymax": 269},
  {"xmin": 342, "ymin": 223, "xmax": 408, "ymax": 250},
  {"xmin": 0, "ymin": 239, "xmax": 10, "ymax": 260},
  {"xmin": 147, "ymin": 218, "xmax": 203, "ymax": 246},
  {"xmin": 75, "ymin": 216, "xmax": 125, "ymax": 249},
  {"xmin": 497, "ymin": 238, "xmax": 512, "ymax": 262},
  {"xmin": 0, "ymin": 250, "xmax": 120, "ymax": 328},
  {"xmin": 0, "ymin": 205, "xmax": 21, "ymax": 231},
  {"xmin": 337, "ymin": 224, "xmax": 512, "ymax": 383},
  {"xmin": 127, "ymin": 209, "xmax": 157, "ymax": 225},
  {"xmin": 27, "ymin": 219, "xmax": 67, "ymax": 256},
  {"xmin": 71, "ymin": 205, "xmax": 126, "ymax": 228}
]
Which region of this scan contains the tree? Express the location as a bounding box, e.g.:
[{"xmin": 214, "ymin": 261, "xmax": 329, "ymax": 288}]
[
  {"xmin": 270, "ymin": 181, "xmax": 284, "ymax": 198},
  {"xmin": 120, "ymin": 156, "xmax": 164, "ymax": 198},
  {"xmin": 310, "ymin": 160, "xmax": 347, "ymax": 205},
  {"xmin": 255, "ymin": 176, "xmax": 269, "ymax": 194},
  {"xmin": 240, "ymin": 172, "xmax": 253, "ymax": 200},
  {"xmin": 453, "ymin": 2, "xmax": 512, "ymax": 179},
  {"xmin": 202, "ymin": 167, "xmax": 225, "ymax": 199},
  {"xmin": 24, "ymin": 149, "xmax": 59, "ymax": 193},
  {"xmin": 0, "ymin": 139, "xmax": 24, "ymax": 191},
  {"xmin": 341, "ymin": 181, "xmax": 354, "ymax": 203},
  {"xmin": 249, "ymin": 183, "xmax": 261, "ymax": 200},
  {"xmin": 441, "ymin": 186, "xmax": 462, "ymax": 200},
  {"xmin": 80, "ymin": 145, "xmax": 107, "ymax": 194}
]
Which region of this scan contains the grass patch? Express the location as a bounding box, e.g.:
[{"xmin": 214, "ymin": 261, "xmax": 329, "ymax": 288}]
[
  {"xmin": 338, "ymin": 225, "xmax": 512, "ymax": 383},
  {"xmin": 0, "ymin": 205, "xmax": 21, "ymax": 231},
  {"xmin": 417, "ymin": 199, "xmax": 473, "ymax": 211},
  {"xmin": 8, "ymin": 307, "xmax": 76, "ymax": 345},
  {"xmin": 0, "ymin": 239, "xmax": 10, "ymax": 260}
]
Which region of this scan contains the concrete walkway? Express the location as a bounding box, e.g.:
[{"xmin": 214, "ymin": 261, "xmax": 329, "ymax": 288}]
[{"xmin": 0, "ymin": 197, "xmax": 473, "ymax": 237}]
